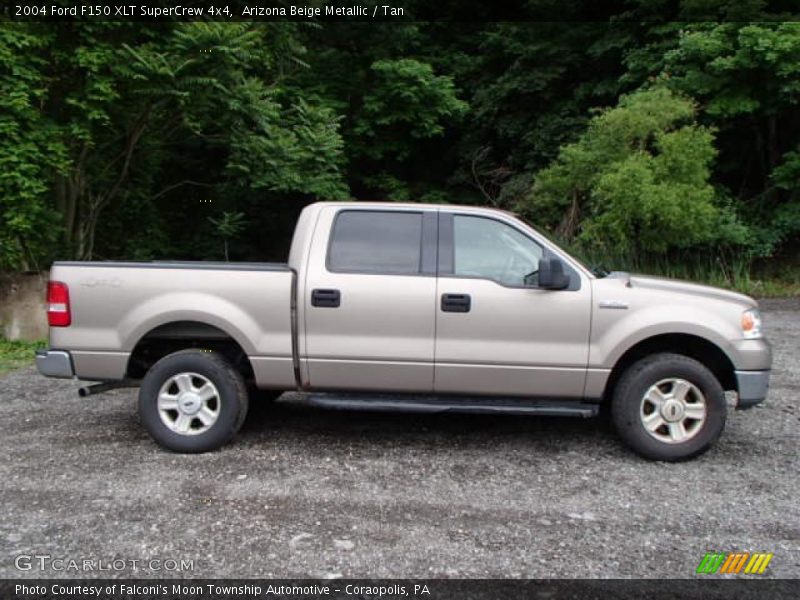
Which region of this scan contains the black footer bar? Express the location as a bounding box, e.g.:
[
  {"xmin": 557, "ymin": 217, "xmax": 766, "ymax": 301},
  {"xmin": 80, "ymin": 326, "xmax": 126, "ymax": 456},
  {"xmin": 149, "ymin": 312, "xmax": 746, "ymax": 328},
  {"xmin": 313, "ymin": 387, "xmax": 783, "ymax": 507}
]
[{"xmin": 2, "ymin": 578, "xmax": 799, "ymax": 600}]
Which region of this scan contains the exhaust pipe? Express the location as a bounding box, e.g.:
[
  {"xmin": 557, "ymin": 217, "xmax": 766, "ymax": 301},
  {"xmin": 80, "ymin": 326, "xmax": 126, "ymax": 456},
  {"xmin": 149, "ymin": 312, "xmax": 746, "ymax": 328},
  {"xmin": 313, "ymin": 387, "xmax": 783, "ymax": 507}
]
[{"xmin": 78, "ymin": 380, "xmax": 137, "ymax": 397}]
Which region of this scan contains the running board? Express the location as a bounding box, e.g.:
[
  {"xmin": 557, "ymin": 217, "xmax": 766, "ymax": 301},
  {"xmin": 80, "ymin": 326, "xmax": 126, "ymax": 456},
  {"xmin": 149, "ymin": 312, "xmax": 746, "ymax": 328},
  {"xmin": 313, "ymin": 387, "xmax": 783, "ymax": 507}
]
[{"xmin": 306, "ymin": 393, "xmax": 599, "ymax": 418}]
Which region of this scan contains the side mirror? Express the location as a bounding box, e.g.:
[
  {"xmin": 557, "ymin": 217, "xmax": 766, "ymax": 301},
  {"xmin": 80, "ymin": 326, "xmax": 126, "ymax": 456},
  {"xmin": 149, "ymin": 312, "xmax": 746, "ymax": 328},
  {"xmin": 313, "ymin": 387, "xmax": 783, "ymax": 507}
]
[{"xmin": 537, "ymin": 257, "xmax": 570, "ymax": 290}]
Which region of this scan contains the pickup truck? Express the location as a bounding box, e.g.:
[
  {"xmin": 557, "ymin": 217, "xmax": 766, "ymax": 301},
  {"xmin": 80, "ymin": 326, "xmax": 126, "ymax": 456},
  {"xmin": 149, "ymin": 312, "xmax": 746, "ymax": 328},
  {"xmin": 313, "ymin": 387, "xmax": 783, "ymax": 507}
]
[{"xmin": 35, "ymin": 202, "xmax": 771, "ymax": 460}]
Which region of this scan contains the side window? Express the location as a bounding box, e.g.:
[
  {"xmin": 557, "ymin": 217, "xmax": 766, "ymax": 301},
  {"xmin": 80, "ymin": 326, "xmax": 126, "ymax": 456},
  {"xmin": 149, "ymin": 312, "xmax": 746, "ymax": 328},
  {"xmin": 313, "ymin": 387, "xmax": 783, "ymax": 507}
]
[
  {"xmin": 328, "ymin": 211, "xmax": 423, "ymax": 274},
  {"xmin": 453, "ymin": 215, "xmax": 543, "ymax": 286}
]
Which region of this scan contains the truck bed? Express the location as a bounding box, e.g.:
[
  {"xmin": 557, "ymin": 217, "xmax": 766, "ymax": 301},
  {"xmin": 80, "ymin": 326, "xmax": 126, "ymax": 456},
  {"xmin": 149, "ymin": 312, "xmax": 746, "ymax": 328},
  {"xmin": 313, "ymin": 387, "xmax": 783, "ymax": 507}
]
[{"xmin": 48, "ymin": 261, "xmax": 296, "ymax": 388}]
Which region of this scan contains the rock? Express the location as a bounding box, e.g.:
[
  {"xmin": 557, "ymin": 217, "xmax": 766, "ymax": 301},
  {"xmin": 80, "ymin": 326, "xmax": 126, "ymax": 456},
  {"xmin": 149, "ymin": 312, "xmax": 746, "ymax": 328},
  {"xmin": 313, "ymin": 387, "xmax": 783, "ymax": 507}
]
[
  {"xmin": 289, "ymin": 532, "xmax": 314, "ymax": 549},
  {"xmin": 334, "ymin": 539, "xmax": 355, "ymax": 550},
  {"xmin": 566, "ymin": 511, "xmax": 597, "ymax": 521}
]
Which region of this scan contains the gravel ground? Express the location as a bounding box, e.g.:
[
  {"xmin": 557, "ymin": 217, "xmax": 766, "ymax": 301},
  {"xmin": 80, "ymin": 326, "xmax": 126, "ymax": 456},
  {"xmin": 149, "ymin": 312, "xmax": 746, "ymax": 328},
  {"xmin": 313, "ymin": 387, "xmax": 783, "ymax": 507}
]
[{"xmin": 0, "ymin": 299, "xmax": 798, "ymax": 580}]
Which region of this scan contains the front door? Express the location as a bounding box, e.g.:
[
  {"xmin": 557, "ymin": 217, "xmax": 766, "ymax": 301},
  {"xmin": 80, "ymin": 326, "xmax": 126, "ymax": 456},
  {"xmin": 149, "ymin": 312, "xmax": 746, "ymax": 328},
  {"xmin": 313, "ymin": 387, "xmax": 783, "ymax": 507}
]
[
  {"xmin": 434, "ymin": 212, "xmax": 592, "ymax": 398},
  {"xmin": 303, "ymin": 207, "xmax": 438, "ymax": 392}
]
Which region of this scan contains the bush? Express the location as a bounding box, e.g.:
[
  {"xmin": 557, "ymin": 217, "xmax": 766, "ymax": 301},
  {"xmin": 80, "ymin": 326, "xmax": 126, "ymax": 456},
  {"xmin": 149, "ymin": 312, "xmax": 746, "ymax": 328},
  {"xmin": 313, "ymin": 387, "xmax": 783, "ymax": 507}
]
[{"xmin": 522, "ymin": 86, "xmax": 750, "ymax": 261}]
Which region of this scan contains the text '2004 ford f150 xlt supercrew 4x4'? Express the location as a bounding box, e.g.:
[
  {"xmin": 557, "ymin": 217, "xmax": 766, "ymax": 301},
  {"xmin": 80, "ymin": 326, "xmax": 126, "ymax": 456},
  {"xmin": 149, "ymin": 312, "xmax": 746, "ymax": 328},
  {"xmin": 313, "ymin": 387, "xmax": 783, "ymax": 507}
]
[{"xmin": 35, "ymin": 202, "xmax": 771, "ymax": 460}]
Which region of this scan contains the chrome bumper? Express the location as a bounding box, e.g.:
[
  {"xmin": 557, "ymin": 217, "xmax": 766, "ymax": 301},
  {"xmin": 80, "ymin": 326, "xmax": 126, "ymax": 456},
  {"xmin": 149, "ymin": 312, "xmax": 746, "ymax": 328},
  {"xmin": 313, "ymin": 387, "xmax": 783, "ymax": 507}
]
[
  {"xmin": 735, "ymin": 370, "xmax": 770, "ymax": 409},
  {"xmin": 35, "ymin": 349, "xmax": 75, "ymax": 379}
]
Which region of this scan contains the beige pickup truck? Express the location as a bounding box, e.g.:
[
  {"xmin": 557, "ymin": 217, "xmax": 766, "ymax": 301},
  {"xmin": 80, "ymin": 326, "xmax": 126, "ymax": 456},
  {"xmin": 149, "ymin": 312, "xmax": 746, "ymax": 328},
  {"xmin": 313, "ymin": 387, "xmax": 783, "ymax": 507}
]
[{"xmin": 36, "ymin": 202, "xmax": 771, "ymax": 460}]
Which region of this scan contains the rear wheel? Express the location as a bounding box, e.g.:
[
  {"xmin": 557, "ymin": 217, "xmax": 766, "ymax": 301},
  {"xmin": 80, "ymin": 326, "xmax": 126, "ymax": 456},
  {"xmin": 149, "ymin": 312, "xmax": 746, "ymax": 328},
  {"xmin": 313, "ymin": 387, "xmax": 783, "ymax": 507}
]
[
  {"xmin": 138, "ymin": 349, "xmax": 248, "ymax": 453},
  {"xmin": 611, "ymin": 353, "xmax": 726, "ymax": 461}
]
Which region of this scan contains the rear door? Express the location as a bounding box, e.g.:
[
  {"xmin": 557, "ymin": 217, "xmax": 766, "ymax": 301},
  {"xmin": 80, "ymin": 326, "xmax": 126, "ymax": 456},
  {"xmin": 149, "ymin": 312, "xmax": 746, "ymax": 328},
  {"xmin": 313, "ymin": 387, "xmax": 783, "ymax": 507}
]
[
  {"xmin": 434, "ymin": 211, "xmax": 592, "ymax": 398},
  {"xmin": 303, "ymin": 206, "xmax": 438, "ymax": 392}
]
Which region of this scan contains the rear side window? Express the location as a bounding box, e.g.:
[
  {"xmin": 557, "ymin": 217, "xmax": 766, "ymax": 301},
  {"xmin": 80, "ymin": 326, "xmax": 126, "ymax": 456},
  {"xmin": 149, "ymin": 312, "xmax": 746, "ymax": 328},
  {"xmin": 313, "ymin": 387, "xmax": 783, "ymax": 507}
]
[{"xmin": 328, "ymin": 210, "xmax": 423, "ymax": 274}]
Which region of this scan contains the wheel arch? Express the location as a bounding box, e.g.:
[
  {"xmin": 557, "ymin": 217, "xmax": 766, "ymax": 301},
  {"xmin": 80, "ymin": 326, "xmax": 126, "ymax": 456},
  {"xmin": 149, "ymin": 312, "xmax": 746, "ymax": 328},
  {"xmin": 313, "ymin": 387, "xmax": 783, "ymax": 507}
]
[
  {"xmin": 603, "ymin": 333, "xmax": 737, "ymax": 402},
  {"xmin": 126, "ymin": 320, "xmax": 255, "ymax": 382}
]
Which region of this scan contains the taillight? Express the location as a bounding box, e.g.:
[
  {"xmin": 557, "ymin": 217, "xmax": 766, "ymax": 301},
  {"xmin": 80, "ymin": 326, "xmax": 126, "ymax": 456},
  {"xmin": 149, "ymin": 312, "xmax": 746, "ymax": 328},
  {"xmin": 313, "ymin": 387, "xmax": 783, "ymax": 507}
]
[{"xmin": 47, "ymin": 281, "xmax": 71, "ymax": 327}]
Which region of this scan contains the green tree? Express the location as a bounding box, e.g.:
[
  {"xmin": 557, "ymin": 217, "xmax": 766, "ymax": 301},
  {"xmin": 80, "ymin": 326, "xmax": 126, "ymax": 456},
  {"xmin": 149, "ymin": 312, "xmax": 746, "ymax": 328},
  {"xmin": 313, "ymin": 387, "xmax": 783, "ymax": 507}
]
[
  {"xmin": 0, "ymin": 25, "xmax": 69, "ymax": 270},
  {"xmin": 208, "ymin": 211, "xmax": 246, "ymax": 261},
  {"xmin": 523, "ymin": 86, "xmax": 748, "ymax": 259},
  {"xmin": 657, "ymin": 21, "xmax": 800, "ymax": 251},
  {"xmin": 0, "ymin": 21, "xmax": 349, "ymax": 265},
  {"xmin": 353, "ymin": 58, "xmax": 468, "ymax": 160},
  {"xmin": 450, "ymin": 21, "xmax": 634, "ymax": 207},
  {"xmin": 293, "ymin": 21, "xmax": 472, "ymax": 200}
]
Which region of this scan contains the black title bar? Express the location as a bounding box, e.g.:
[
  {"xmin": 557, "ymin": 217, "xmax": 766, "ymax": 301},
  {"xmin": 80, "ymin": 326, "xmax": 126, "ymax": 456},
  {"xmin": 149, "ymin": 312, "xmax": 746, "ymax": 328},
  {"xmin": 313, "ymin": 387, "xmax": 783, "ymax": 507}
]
[{"xmin": 4, "ymin": 0, "xmax": 800, "ymax": 22}]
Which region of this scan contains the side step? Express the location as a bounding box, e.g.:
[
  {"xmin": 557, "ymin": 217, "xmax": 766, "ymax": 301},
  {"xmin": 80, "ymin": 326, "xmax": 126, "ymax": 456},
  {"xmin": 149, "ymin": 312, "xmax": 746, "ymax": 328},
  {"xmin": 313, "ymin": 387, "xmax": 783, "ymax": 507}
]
[{"xmin": 306, "ymin": 393, "xmax": 599, "ymax": 418}]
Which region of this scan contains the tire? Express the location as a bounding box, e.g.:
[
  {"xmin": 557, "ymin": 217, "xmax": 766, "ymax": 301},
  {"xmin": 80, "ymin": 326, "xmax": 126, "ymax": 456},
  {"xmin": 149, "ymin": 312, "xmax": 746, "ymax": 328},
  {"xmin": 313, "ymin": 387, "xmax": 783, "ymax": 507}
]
[
  {"xmin": 138, "ymin": 349, "xmax": 249, "ymax": 453},
  {"xmin": 611, "ymin": 353, "xmax": 726, "ymax": 461}
]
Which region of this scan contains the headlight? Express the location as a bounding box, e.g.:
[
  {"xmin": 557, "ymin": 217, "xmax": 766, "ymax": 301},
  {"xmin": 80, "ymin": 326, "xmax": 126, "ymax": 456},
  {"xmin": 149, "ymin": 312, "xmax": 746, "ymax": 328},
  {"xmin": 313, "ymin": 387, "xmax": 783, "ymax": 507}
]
[{"xmin": 741, "ymin": 308, "xmax": 763, "ymax": 339}]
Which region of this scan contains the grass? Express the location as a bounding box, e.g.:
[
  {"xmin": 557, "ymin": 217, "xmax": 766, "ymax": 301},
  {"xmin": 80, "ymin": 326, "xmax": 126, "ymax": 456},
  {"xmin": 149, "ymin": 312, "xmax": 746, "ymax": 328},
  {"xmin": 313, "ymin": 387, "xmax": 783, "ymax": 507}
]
[
  {"xmin": 730, "ymin": 277, "xmax": 800, "ymax": 298},
  {"xmin": 571, "ymin": 246, "xmax": 800, "ymax": 298},
  {"xmin": 0, "ymin": 338, "xmax": 45, "ymax": 376}
]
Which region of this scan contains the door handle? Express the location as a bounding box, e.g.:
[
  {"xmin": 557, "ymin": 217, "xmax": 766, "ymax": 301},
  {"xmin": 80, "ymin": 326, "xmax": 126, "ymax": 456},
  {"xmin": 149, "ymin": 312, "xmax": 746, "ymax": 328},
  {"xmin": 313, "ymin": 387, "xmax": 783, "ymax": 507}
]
[
  {"xmin": 441, "ymin": 293, "xmax": 471, "ymax": 313},
  {"xmin": 311, "ymin": 288, "xmax": 341, "ymax": 308}
]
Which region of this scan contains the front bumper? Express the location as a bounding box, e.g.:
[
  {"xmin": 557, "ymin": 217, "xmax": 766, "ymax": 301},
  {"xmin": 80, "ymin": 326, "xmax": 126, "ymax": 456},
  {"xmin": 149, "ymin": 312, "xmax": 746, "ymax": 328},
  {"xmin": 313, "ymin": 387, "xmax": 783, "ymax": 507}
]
[
  {"xmin": 735, "ymin": 369, "xmax": 770, "ymax": 409},
  {"xmin": 729, "ymin": 338, "xmax": 772, "ymax": 371},
  {"xmin": 35, "ymin": 349, "xmax": 75, "ymax": 379}
]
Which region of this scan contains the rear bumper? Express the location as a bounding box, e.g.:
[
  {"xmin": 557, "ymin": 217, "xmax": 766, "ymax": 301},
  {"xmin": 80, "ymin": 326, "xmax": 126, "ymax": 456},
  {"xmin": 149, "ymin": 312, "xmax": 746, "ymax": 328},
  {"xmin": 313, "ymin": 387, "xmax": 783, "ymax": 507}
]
[
  {"xmin": 735, "ymin": 369, "xmax": 770, "ymax": 409},
  {"xmin": 35, "ymin": 349, "xmax": 75, "ymax": 379}
]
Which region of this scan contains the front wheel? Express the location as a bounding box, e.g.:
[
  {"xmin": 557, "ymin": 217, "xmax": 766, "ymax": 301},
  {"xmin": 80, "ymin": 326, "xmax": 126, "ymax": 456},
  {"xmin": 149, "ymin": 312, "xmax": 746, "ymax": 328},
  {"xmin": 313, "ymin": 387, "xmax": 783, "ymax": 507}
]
[
  {"xmin": 611, "ymin": 353, "xmax": 727, "ymax": 461},
  {"xmin": 138, "ymin": 349, "xmax": 249, "ymax": 453}
]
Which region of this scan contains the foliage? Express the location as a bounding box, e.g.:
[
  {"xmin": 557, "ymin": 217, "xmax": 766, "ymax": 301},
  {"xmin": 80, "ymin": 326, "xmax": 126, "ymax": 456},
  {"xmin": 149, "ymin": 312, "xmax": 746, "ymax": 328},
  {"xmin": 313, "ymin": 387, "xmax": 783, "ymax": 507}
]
[
  {"xmin": 0, "ymin": 25, "xmax": 69, "ymax": 270},
  {"xmin": 524, "ymin": 87, "xmax": 749, "ymax": 260},
  {"xmin": 656, "ymin": 21, "xmax": 800, "ymax": 254},
  {"xmin": 208, "ymin": 210, "xmax": 246, "ymax": 261},
  {"xmin": 209, "ymin": 211, "xmax": 246, "ymax": 239},
  {"xmin": 450, "ymin": 21, "xmax": 631, "ymax": 207},
  {"xmin": 662, "ymin": 22, "xmax": 800, "ymax": 119},
  {"xmin": 0, "ymin": 337, "xmax": 44, "ymax": 375},
  {"xmin": 352, "ymin": 58, "xmax": 468, "ymax": 161},
  {"xmin": 0, "ymin": 21, "xmax": 349, "ymax": 264},
  {"xmin": 0, "ymin": 10, "xmax": 798, "ymax": 290}
]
